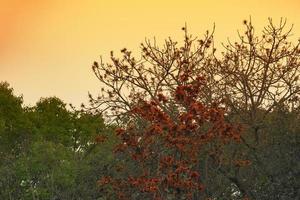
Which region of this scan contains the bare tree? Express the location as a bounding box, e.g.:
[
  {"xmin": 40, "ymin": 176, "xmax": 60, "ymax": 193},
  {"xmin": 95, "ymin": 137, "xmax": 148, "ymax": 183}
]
[
  {"xmin": 90, "ymin": 26, "xmax": 215, "ymax": 124},
  {"xmin": 216, "ymin": 18, "xmax": 299, "ymax": 137}
]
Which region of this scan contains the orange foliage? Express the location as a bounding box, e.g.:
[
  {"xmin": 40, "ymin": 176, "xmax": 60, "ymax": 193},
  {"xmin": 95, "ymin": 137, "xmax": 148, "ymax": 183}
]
[{"xmin": 98, "ymin": 73, "xmax": 242, "ymax": 199}]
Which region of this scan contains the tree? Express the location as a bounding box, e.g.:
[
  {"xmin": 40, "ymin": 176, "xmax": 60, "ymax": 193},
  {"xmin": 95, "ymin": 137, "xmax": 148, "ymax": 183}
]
[
  {"xmin": 0, "ymin": 89, "xmax": 115, "ymax": 200},
  {"xmin": 204, "ymin": 18, "xmax": 300, "ymax": 199},
  {"xmin": 91, "ymin": 19, "xmax": 300, "ymax": 199},
  {"xmin": 30, "ymin": 97, "xmax": 75, "ymax": 147},
  {"xmin": 15, "ymin": 140, "xmax": 77, "ymax": 200},
  {"xmin": 213, "ymin": 18, "xmax": 299, "ymax": 144},
  {"xmin": 25, "ymin": 97, "xmax": 115, "ymax": 199},
  {"xmin": 0, "ymin": 82, "xmax": 33, "ymax": 199},
  {"xmin": 91, "ymin": 26, "xmax": 243, "ymax": 199},
  {"xmin": 0, "ymin": 82, "xmax": 32, "ymax": 155}
]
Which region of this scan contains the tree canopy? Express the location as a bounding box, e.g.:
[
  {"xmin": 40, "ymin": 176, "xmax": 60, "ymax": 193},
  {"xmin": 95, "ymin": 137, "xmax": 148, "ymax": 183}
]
[
  {"xmin": 91, "ymin": 19, "xmax": 300, "ymax": 199},
  {"xmin": 0, "ymin": 82, "xmax": 116, "ymax": 200}
]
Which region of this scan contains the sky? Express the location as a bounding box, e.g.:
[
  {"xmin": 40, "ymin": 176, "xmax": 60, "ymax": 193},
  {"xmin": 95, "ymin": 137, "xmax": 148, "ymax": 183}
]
[{"xmin": 0, "ymin": 0, "xmax": 299, "ymax": 107}]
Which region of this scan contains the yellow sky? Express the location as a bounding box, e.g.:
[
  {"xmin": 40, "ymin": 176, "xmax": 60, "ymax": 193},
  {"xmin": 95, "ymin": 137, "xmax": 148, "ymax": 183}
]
[{"xmin": 0, "ymin": 0, "xmax": 299, "ymax": 106}]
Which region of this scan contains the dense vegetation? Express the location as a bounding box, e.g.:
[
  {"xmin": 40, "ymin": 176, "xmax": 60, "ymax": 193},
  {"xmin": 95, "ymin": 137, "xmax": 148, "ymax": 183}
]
[
  {"xmin": 1, "ymin": 19, "xmax": 299, "ymax": 199},
  {"xmin": 0, "ymin": 82, "xmax": 118, "ymax": 199}
]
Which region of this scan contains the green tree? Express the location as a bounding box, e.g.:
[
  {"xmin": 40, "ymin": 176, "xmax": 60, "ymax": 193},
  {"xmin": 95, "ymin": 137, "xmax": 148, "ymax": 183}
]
[
  {"xmin": 15, "ymin": 140, "xmax": 76, "ymax": 200},
  {"xmin": 0, "ymin": 82, "xmax": 32, "ymax": 155},
  {"xmin": 0, "ymin": 82, "xmax": 33, "ymax": 199},
  {"xmin": 30, "ymin": 97, "xmax": 75, "ymax": 147},
  {"xmin": 0, "ymin": 86, "xmax": 115, "ymax": 199}
]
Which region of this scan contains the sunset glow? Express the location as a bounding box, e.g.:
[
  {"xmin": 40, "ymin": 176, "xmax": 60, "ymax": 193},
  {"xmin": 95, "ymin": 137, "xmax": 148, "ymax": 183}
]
[{"xmin": 1, "ymin": 0, "xmax": 299, "ymax": 106}]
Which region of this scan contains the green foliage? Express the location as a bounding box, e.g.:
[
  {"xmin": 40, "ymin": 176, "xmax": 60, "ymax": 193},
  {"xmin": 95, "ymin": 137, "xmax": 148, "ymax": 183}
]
[
  {"xmin": 32, "ymin": 97, "xmax": 74, "ymax": 146},
  {"xmin": 15, "ymin": 141, "xmax": 76, "ymax": 200},
  {"xmin": 0, "ymin": 82, "xmax": 32, "ymax": 155},
  {"xmin": 0, "ymin": 82, "xmax": 116, "ymax": 200}
]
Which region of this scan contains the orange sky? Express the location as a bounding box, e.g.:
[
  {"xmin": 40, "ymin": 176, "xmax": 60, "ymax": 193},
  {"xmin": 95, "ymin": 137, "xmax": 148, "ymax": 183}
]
[{"xmin": 0, "ymin": 0, "xmax": 299, "ymax": 106}]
